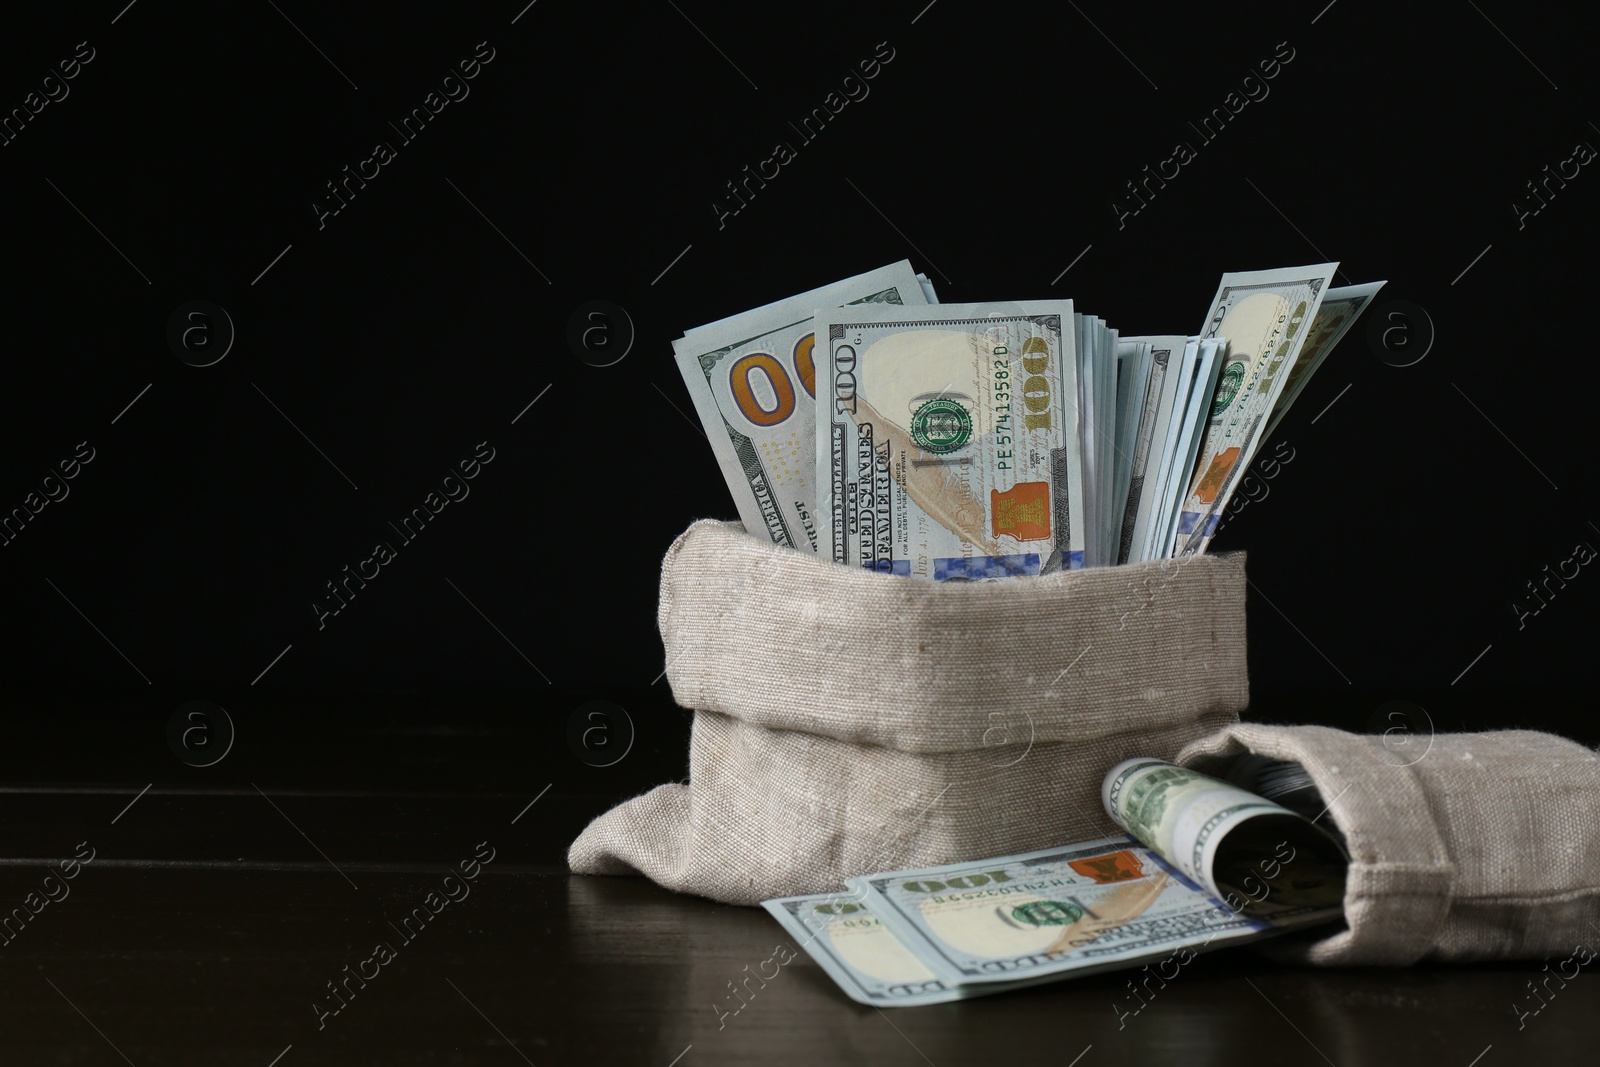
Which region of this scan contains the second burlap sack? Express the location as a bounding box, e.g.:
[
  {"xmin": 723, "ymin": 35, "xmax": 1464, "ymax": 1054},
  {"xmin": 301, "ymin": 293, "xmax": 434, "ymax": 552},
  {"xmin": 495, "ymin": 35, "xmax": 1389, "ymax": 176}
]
[
  {"xmin": 1177, "ymin": 723, "xmax": 1600, "ymax": 965},
  {"xmin": 569, "ymin": 519, "xmax": 1250, "ymax": 905}
]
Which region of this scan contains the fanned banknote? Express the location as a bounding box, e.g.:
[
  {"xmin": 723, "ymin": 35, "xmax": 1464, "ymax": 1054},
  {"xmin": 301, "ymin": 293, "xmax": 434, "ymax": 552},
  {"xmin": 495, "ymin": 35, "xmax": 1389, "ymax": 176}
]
[
  {"xmin": 676, "ymin": 260, "xmax": 1380, "ymax": 571},
  {"xmin": 1077, "ymin": 315, "xmax": 1119, "ymax": 567},
  {"xmin": 1172, "ymin": 263, "xmax": 1338, "ymax": 556},
  {"xmin": 1116, "ymin": 336, "xmax": 1182, "ymax": 564},
  {"xmin": 816, "ymin": 301, "xmax": 1085, "ymax": 578},
  {"xmin": 1121, "ymin": 336, "xmax": 1187, "ymax": 563},
  {"xmin": 673, "ymin": 262, "xmax": 932, "ymax": 552},
  {"xmin": 1110, "ymin": 339, "xmax": 1152, "ymax": 553},
  {"xmin": 1154, "ymin": 339, "xmax": 1226, "ymax": 561},
  {"xmin": 1260, "ymin": 280, "xmax": 1386, "ymax": 443}
]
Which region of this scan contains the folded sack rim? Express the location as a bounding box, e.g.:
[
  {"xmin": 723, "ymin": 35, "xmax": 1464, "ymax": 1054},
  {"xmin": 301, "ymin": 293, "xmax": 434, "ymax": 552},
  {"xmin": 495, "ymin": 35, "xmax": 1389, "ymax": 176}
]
[{"xmin": 656, "ymin": 518, "xmax": 1250, "ymax": 754}]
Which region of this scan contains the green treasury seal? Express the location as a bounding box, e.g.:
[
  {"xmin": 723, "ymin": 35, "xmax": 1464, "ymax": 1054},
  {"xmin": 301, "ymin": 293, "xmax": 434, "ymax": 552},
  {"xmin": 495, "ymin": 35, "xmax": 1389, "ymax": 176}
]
[
  {"xmin": 1007, "ymin": 900, "xmax": 1084, "ymax": 928},
  {"xmin": 1210, "ymin": 361, "xmax": 1246, "ymax": 417},
  {"xmin": 910, "ymin": 397, "xmax": 973, "ymax": 454}
]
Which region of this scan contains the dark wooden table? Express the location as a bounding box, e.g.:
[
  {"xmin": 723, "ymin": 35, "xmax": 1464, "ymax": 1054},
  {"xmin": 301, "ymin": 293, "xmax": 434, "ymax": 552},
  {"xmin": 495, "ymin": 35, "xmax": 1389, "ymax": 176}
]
[{"xmin": 2, "ymin": 691, "xmax": 1591, "ymax": 1065}]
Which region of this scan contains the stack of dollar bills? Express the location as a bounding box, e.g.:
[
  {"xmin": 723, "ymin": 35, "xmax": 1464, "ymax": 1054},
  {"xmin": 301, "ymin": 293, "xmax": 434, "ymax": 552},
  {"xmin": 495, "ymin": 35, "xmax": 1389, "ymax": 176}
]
[
  {"xmin": 672, "ymin": 261, "xmax": 1383, "ymax": 575},
  {"xmin": 763, "ymin": 759, "xmax": 1347, "ymax": 1006}
]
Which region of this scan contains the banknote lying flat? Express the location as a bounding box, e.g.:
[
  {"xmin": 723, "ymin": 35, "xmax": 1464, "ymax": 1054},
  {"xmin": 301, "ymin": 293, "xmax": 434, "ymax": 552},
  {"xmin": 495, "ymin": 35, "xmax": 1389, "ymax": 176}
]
[
  {"xmin": 769, "ymin": 835, "xmax": 1336, "ymax": 1006},
  {"xmin": 765, "ymin": 758, "xmax": 1346, "ymax": 1006},
  {"xmin": 761, "ymin": 890, "xmax": 969, "ymax": 1006},
  {"xmin": 766, "ymin": 839, "xmax": 1263, "ymax": 1006}
]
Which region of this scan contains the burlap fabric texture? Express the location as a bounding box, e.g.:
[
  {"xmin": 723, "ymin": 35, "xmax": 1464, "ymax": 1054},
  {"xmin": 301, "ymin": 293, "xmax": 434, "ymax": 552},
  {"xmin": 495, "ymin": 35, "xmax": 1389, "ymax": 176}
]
[
  {"xmin": 568, "ymin": 519, "xmax": 1249, "ymax": 905},
  {"xmin": 1177, "ymin": 723, "xmax": 1600, "ymax": 965}
]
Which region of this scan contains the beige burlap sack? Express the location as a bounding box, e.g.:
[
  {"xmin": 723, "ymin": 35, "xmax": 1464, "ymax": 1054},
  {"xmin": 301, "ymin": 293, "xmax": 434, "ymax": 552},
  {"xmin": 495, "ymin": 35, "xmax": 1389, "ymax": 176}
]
[
  {"xmin": 1176, "ymin": 723, "xmax": 1600, "ymax": 964},
  {"xmin": 569, "ymin": 519, "xmax": 1250, "ymax": 905}
]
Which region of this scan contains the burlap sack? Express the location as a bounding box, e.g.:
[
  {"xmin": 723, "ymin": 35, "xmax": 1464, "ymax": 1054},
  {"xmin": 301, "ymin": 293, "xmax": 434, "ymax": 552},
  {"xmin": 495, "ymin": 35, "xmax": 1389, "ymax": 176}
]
[
  {"xmin": 1176, "ymin": 723, "xmax": 1600, "ymax": 964},
  {"xmin": 569, "ymin": 519, "xmax": 1249, "ymax": 905}
]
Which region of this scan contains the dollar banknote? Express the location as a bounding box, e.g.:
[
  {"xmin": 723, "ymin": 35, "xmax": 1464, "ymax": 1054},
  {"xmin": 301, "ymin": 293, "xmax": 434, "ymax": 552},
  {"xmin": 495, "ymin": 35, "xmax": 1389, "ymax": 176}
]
[
  {"xmin": 1120, "ymin": 337, "xmax": 1184, "ymax": 563},
  {"xmin": 1121, "ymin": 336, "xmax": 1187, "ymax": 564},
  {"xmin": 761, "ymin": 890, "xmax": 968, "ymax": 1006},
  {"xmin": 1079, "ymin": 316, "xmax": 1119, "ymax": 566},
  {"xmin": 816, "ymin": 301, "xmax": 1086, "ymax": 577},
  {"xmin": 1172, "ymin": 263, "xmax": 1338, "ymax": 556},
  {"xmin": 845, "ymin": 838, "xmax": 1271, "ymax": 988},
  {"xmin": 1260, "ymin": 280, "xmax": 1386, "ymax": 443},
  {"xmin": 764, "ymin": 765, "xmax": 1348, "ymax": 1006},
  {"xmin": 1102, "ymin": 758, "xmax": 1346, "ymax": 922},
  {"xmin": 1097, "ymin": 320, "xmax": 1121, "ymax": 563},
  {"xmin": 672, "ymin": 261, "xmax": 931, "ymax": 552},
  {"xmin": 1154, "ymin": 339, "xmax": 1225, "ymax": 560},
  {"xmin": 1111, "ymin": 340, "xmax": 1152, "ymax": 550}
]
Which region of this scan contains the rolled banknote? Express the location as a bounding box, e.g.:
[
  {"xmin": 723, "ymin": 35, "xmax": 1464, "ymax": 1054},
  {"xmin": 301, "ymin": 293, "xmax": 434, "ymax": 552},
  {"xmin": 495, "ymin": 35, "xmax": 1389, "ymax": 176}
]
[
  {"xmin": 1102, "ymin": 758, "xmax": 1346, "ymax": 921},
  {"xmin": 673, "ymin": 261, "xmax": 931, "ymax": 552},
  {"xmin": 816, "ymin": 301, "xmax": 1086, "ymax": 578},
  {"xmin": 1173, "ymin": 263, "xmax": 1338, "ymax": 556}
]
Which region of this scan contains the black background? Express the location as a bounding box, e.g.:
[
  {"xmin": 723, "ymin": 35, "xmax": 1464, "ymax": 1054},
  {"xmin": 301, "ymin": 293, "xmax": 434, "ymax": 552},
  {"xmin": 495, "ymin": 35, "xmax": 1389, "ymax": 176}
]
[{"xmin": 2, "ymin": 0, "xmax": 1596, "ymax": 801}]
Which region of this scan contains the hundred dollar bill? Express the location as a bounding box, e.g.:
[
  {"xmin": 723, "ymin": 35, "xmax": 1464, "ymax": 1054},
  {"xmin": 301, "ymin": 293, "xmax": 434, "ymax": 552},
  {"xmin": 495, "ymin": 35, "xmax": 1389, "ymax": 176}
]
[
  {"xmin": 1139, "ymin": 339, "xmax": 1212, "ymax": 564},
  {"xmin": 817, "ymin": 301, "xmax": 1085, "ymax": 578},
  {"xmin": 1260, "ymin": 280, "xmax": 1386, "ymax": 444},
  {"xmin": 1172, "ymin": 263, "xmax": 1338, "ymax": 556},
  {"xmin": 1102, "ymin": 759, "xmax": 1346, "ymax": 923},
  {"xmin": 1074, "ymin": 316, "xmax": 1098, "ymax": 565},
  {"xmin": 1079, "ymin": 316, "xmax": 1119, "ymax": 567},
  {"xmin": 846, "ymin": 838, "xmax": 1272, "ymax": 987},
  {"xmin": 1114, "ymin": 338, "xmax": 1171, "ymax": 563},
  {"xmin": 673, "ymin": 261, "xmax": 931, "ymax": 552},
  {"xmin": 1154, "ymin": 339, "xmax": 1226, "ymax": 560},
  {"xmin": 761, "ymin": 890, "xmax": 967, "ymax": 1006},
  {"xmin": 1097, "ymin": 320, "xmax": 1121, "ymax": 565},
  {"xmin": 1122, "ymin": 336, "xmax": 1187, "ymax": 563},
  {"xmin": 1111, "ymin": 340, "xmax": 1151, "ymax": 545}
]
